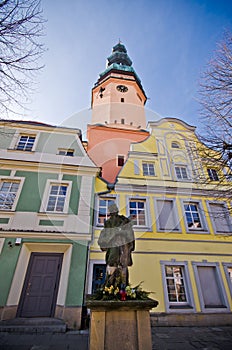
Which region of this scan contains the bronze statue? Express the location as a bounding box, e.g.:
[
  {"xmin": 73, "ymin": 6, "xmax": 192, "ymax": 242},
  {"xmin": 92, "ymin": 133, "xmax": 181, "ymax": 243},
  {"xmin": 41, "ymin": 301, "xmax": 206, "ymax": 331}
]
[{"xmin": 98, "ymin": 203, "xmax": 135, "ymax": 286}]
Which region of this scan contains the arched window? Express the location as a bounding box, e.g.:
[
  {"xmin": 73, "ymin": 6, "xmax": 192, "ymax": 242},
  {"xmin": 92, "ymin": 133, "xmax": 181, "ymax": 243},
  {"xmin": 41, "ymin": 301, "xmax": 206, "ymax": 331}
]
[{"xmin": 171, "ymin": 141, "xmax": 180, "ymax": 149}]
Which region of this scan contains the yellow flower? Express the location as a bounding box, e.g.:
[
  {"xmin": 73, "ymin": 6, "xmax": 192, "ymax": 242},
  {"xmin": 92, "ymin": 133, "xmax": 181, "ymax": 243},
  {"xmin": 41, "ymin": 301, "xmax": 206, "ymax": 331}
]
[{"xmin": 114, "ymin": 287, "xmax": 119, "ymax": 295}]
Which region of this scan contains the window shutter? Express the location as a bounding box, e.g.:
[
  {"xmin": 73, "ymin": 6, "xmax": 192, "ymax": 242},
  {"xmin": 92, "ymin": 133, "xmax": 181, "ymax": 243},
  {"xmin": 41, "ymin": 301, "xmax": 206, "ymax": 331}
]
[
  {"xmin": 209, "ymin": 203, "xmax": 231, "ymax": 233},
  {"xmin": 197, "ymin": 266, "xmax": 224, "ymax": 307},
  {"xmin": 157, "ymin": 200, "xmax": 177, "ymax": 231}
]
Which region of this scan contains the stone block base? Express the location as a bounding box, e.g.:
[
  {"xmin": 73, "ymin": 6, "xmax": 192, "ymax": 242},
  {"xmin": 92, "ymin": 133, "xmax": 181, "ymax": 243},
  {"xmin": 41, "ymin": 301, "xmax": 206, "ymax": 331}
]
[
  {"xmin": 0, "ymin": 306, "xmax": 17, "ymax": 320},
  {"xmin": 86, "ymin": 299, "xmax": 158, "ymax": 350},
  {"xmin": 55, "ymin": 305, "xmax": 82, "ymax": 329}
]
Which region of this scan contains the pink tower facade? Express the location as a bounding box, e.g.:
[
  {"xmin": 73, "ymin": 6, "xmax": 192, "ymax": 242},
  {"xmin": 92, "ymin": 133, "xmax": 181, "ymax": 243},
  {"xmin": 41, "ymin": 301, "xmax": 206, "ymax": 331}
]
[{"xmin": 87, "ymin": 43, "xmax": 149, "ymax": 183}]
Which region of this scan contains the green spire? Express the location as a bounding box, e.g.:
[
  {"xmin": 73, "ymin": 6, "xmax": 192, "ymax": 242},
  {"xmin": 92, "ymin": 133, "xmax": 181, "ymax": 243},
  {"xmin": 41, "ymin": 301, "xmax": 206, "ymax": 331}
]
[
  {"xmin": 107, "ymin": 42, "xmax": 132, "ymax": 67},
  {"xmin": 99, "ymin": 42, "xmax": 141, "ymax": 83}
]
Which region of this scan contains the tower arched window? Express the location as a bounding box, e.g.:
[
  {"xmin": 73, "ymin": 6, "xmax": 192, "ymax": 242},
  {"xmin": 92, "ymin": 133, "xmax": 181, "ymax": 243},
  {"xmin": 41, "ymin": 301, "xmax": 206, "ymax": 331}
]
[{"xmin": 172, "ymin": 141, "xmax": 180, "ymax": 149}]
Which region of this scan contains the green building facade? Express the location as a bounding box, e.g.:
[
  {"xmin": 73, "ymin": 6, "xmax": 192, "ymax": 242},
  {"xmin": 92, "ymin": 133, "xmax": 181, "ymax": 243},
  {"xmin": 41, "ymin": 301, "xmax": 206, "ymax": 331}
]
[{"xmin": 0, "ymin": 120, "xmax": 98, "ymax": 329}]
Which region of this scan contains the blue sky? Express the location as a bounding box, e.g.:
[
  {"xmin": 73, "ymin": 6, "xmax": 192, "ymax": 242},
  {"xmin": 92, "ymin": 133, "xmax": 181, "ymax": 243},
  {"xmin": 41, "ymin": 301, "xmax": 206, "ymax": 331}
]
[{"xmin": 19, "ymin": 0, "xmax": 232, "ymax": 136}]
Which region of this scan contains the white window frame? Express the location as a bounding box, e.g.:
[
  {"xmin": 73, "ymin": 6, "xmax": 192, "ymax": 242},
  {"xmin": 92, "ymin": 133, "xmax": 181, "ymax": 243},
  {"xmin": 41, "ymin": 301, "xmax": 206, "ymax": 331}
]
[
  {"xmin": 40, "ymin": 180, "xmax": 72, "ymax": 214},
  {"xmin": 161, "ymin": 260, "xmax": 195, "ymax": 312},
  {"xmin": 142, "ymin": 163, "xmax": 155, "ymax": 176},
  {"xmin": 222, "ymin": 263, "xmax": 232, "ymax": 297},
  {"xmin": 95, "ymin": 196, "xmax": 117, "ymax": 226},
  {"xmin": 126, "ymin": 196, "xmax": 151, "ymax": 229},
  {"xmin": 192, "ymin": 261, "xmax": 230, "ymax": 312},
  {"xmin": 154, "ymin": 198, "xmax": 180, "ymax": 232},
  {"xmin": 174, "ymin": 165, "xmax": 189, "ymax": 180},
  {"xmin": 0, "ymin": 177, "xmax": 25, "ymax": 211},
  {"xmin": 181, "ymin": 200, "xmax": 208, "ymax": 233},
  {"xmin": 207, "ymin": 201, "xmax": 232, "ymax": 234},
  {"xmin": 10, "ymin": 130, "xmax": 39, "ymax": 152}
]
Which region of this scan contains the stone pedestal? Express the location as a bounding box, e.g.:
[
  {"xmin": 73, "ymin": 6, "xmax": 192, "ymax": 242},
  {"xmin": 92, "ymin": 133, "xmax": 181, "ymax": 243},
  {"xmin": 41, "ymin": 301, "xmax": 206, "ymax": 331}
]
[{"xmin": 86, "ymin": 299, "xmax": 158, "ymax": 350}]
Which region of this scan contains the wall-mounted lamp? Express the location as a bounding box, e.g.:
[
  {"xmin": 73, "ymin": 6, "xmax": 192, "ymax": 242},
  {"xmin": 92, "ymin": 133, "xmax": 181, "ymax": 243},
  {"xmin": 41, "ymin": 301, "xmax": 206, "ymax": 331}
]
[{"xmin": 15, "ymin": 238, "xmax": 22, "ymax": 246}]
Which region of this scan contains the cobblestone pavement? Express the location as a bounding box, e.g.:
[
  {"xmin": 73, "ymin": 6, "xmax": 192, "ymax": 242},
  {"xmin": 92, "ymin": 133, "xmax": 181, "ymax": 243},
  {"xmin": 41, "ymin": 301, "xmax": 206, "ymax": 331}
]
[
  {"xmin": 0, "ymin": 326, "xmax": 232, "ymax": 349},
  {"xmin": 152, "ymin": 326, "xmax": 232, "ymax": 350}
]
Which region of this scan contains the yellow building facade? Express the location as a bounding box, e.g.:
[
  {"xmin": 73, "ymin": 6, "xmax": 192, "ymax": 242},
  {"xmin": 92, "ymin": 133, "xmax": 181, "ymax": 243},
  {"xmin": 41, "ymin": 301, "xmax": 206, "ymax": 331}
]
[{"xmin": 88, "ymin": 117, "xmax": 232, "ymax": 325}]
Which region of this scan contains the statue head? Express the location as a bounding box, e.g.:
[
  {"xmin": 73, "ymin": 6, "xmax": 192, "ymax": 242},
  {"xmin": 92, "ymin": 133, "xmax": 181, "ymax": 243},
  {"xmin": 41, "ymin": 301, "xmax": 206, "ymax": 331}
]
[{"xmin": 108, "ymin": 203, "xmax": 119, "ymax": 214}]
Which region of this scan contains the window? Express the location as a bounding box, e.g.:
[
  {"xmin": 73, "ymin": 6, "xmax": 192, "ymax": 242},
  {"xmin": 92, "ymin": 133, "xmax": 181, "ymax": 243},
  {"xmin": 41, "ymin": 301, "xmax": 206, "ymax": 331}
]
[
  {"xmin": 228, "ymin": 267, "xmax": 232, "ymax": 285},
  {"xmin": 161, "ymin": 261, "xmax": 194, "ymax": 311},
  {"xmin": 16, "ymin": 135, "xmax": 36, "ymax": 151},
  {"xmin": 142, "ymin": 163, "xmax": 155, "ymax": 176},
  {"xmin": 175, "ymin": 166, "xmax": 188, "ymax": 180},
  {"xmin": 92, "ymin": 264, "xmax": 106, "ymax": 293},
  {"xmin": 223, "ymin": 263, "xmax": 232, "ymax": 297},
  {"xmin": 193, "ymin": 262, "xmax": 229, "ymax": 312},
  {"xmin": 97, "ymin": 198, "xmax": 115, "ymax": 225},
  {"xmin": 129, "ymin": 199, "xmax": 146, "ymax": 226},
  {"xmin": 207, "ymin": 168, "xmax": 219, "ymax": 181},
  {"xmin": 165, "ymin": 266, "xmax": 187, "ymax": 303},
  {"xmin": 121, "ymin": 118, "xmax": 125, "ymax": 124},
  {"xmin": 0, "ymin": 181, "xmax": 19, "ymax": 210},
  {"xmin": 184, "ymin": 203, "xmax": 202, "ymax": 229},
  {"xmin": 58, "ymin": 149, "xmax": 74, "ymax": 156},
  {"xmin": 171, "ymin": 141, "xmax": 180, "ymax": 149},
  {"xmin": 156, "ymin": 199, "xmax": 179, "ymax": 231},
  {"xmin": 117, "ymin": 155, "xmax": 124, "ymax": 166},
  {"xmin": 121, "ymin": 98, "xmax": 124, "ymax": 103},
  {"xmin": 208, "ymin": 203, "xmax": 231, "ymax": 233},
  {"xmin": 46, "ymin": 184, "xmax": 68, "ymax": 212},
  {"xmin": 40, "ymin": 180, "xmax": 72, "ymax": 214}
]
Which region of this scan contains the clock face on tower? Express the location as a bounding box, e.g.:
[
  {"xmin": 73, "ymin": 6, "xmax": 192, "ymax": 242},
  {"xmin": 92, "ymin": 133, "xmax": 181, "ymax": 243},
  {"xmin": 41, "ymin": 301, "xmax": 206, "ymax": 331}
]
[{"xmin": 116, "ymin": 85, "xmax": 128, "ymax": 93}]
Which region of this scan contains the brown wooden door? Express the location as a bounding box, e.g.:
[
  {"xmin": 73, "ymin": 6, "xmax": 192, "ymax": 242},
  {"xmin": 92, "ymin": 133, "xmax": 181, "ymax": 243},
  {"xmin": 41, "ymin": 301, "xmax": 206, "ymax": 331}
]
[{"xmin": 17, "ymin": 253, "xmax": 63, "ymax": 317}]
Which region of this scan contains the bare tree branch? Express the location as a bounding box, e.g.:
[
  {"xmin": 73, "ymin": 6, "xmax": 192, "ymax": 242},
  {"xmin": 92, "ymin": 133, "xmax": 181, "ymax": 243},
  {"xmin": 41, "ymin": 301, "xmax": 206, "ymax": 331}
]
[
  {"xmin": 0, "ymin": 0, "xmax": 45, "ymax": 116},
  {"xmin": 197, "ymin": 30, "xmax": 232, "ymax": 191}
]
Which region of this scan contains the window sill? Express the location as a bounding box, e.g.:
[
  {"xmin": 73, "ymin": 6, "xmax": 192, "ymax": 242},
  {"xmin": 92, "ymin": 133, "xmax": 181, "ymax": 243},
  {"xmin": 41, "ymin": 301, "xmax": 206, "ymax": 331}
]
[
  {"xmin": 215, "ymin": 231, "xmax": 232, "ymax": 234},
  {"xmin": 187, "ymin": 229, "xmax": 209, "ymax": 234},
  {"xmin": 133, "ymin": 226, "xmax": 152, "ymax": 232},
  {"xmin": 0, "ymin": 209, "xmax": 15, "ymax": 213},
  {"xmin": 96, "ymin": 224, "xmax": 104, "ymax": 228},
  {"xmin": 157, "ymin": 229, "xmax": 181, "ymax": 233},
  {"xmin": 7, "ymin": 148, "xmax": 35, "ymax": 153},
  {"xmin": 38, "ymin": 212, "xmax": 69, "ymax": 216},
  {"xmin": 169, "ymin": 304, "xmax": 193, "ymax": 309},
  {"xmin": 176, "ymin": 179, "xmax": 192, "ymax": 182},
  {"xmin": 205, "ymin": 305, "xmax": 227, "ymax": 309}
]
